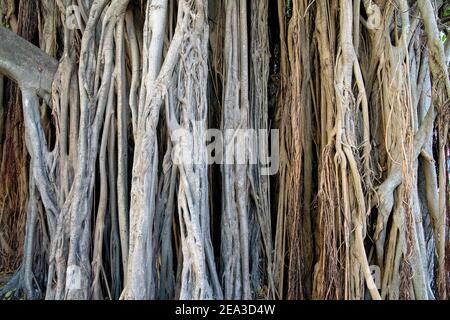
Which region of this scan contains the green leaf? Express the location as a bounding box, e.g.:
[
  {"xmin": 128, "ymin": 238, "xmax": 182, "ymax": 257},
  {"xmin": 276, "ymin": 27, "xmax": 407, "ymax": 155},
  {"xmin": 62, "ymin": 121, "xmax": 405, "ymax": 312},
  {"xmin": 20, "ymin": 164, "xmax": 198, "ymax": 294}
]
[{"xmin": 444, "ymin": 7, "xmax": 450, "ymax": 17}]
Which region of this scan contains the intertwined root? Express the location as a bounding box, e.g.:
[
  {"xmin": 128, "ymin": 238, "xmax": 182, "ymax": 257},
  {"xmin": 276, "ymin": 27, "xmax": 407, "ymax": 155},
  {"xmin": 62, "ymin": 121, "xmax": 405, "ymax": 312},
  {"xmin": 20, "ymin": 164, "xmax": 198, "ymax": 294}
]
[{"xmin": 0, "ymin": 0, "xmax": 448, "ymax": 300}]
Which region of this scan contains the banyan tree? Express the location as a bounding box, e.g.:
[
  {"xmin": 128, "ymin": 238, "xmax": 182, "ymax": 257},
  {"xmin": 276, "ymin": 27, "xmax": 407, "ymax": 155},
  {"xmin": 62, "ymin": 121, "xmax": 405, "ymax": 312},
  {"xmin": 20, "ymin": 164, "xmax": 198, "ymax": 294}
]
[{"xmin": 0, "ymin": 0, "xmax": 449, "ymax": 300}]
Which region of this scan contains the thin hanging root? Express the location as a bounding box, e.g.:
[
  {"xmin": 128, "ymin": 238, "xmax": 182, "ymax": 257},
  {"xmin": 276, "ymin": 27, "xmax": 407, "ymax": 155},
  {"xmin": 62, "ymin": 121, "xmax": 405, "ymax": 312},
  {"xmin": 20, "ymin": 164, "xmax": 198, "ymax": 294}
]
[
  {"xmin": 355, "ymin": 225, "xmax": 381, "ymax": 300},
  {"xmin": 237, "ymin": 0, "xmax": 251, "ymax": 300},
  {"xmin": 91, "ymin": 78, "xmax": 115, "ymax": 300},
  {"xmin": 115, "ymin": 13, "xmax": 129, "ymax": 285}
]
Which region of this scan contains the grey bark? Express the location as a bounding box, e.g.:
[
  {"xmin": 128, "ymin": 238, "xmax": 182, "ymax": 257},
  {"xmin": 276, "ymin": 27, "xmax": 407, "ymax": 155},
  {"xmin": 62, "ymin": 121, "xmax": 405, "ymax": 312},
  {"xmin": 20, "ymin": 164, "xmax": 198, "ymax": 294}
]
[{"xmin": 0, "ymin": 26, "xmax": 58, "ymax": 103}]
